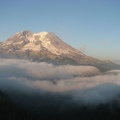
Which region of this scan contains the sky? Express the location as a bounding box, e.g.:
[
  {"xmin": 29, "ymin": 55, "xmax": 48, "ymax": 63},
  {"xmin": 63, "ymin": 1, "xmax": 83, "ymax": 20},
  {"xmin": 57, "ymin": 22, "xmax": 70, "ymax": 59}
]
[{"xmin": 0, "ymin": 0, "xmax": 120, "ymax": 62}]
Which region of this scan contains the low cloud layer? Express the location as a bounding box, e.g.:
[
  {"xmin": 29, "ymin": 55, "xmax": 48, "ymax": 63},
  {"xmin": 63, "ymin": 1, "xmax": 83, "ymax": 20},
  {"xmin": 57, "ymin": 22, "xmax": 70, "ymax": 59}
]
[{"xmin": 0, "ymin": 58, "xmax": 120, "ymax": 108}]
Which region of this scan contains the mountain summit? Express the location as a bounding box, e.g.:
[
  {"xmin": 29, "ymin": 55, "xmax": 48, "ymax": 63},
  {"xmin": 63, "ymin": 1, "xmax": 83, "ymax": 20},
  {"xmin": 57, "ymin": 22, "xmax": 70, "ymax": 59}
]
[{"xmin": 0, "ymin": 30, "xmax": 118, "ymax": 71}]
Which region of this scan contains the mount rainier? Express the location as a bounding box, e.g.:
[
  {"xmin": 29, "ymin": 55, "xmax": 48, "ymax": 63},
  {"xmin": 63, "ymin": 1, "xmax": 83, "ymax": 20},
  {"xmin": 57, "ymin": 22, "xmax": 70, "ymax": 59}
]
[{"xmin": 0, "ymin": 30, "xmax": 119, "ymax": 71}]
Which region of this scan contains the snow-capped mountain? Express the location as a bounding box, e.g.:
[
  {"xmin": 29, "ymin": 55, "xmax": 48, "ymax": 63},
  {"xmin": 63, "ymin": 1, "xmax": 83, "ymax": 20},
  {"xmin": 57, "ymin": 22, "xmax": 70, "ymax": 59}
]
[{"xmin": 0, "ymin": 30, "xmax": 118, "ymax": 71}]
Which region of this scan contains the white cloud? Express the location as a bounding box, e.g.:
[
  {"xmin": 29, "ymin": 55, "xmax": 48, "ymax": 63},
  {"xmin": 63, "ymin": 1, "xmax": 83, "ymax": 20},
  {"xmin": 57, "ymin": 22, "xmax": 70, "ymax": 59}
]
[{"xmin": 0, "ymin": 59, "xmax": 120, "ymax": 106}]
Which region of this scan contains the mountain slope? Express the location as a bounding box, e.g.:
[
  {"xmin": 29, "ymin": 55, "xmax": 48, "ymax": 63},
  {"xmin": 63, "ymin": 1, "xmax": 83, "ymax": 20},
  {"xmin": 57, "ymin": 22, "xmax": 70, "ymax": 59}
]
[{"xmin": 0, "ymin": 30, "xmax": 118, "ymax": 71}]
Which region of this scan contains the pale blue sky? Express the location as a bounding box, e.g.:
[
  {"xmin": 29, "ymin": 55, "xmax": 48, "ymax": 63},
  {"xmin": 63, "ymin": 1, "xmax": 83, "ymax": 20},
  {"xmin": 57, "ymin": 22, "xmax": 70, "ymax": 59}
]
[{"xmin": 0, "ymin": 0, "xmax": 120, "ymax": 62}]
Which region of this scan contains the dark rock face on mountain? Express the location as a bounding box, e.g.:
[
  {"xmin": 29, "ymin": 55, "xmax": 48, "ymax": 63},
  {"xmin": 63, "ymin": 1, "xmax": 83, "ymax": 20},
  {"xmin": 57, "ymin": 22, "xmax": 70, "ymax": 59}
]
[{"xmin": 0, "ymin": 30, "xmax": 119, "ymax": 71}]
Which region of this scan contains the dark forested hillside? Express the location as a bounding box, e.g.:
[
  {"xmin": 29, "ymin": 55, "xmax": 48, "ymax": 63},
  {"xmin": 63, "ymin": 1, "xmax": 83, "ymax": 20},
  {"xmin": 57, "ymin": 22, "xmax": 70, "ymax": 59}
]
[{"xmin": 0, "ymin": 89, "xmax": 120, "ymax": 120}]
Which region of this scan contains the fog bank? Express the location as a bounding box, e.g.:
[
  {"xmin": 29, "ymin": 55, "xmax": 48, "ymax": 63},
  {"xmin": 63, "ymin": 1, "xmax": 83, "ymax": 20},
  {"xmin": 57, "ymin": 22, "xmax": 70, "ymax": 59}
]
[{"xmin": 0, "ymin": 59, "xmax": 120, "ymax": 107}]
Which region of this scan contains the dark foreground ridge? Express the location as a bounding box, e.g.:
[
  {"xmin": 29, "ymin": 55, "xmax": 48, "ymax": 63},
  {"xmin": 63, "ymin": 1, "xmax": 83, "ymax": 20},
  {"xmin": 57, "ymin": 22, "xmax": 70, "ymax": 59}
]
[{"xmin": 1, "ymin": 89, "xmax": 120, "ymax": 120}]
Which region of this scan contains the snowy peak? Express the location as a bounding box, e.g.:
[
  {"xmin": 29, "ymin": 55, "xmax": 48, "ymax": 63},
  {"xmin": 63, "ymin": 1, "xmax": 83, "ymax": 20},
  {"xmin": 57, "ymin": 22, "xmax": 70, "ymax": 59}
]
[
  {"xmin": 34, "ymin": 31, "xmax": 48, "ymax": 36},
  {"xmin": 34, "ymin": 31, "xmax": 48, "ymax": 40},
  {"xmin": 0, "ymin": 30, "xmax": 117, "ymax": 70},
  {"xmin": 1, "ymin": 30, "xmax": 79, "ymax": 55},
  {"xmin": 5, "ymin": 30, "xmax": 33, "ymax": 44},
  {"xmin": 0, "ymin": 30, "xmax": 93, "ymax": 61}
]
